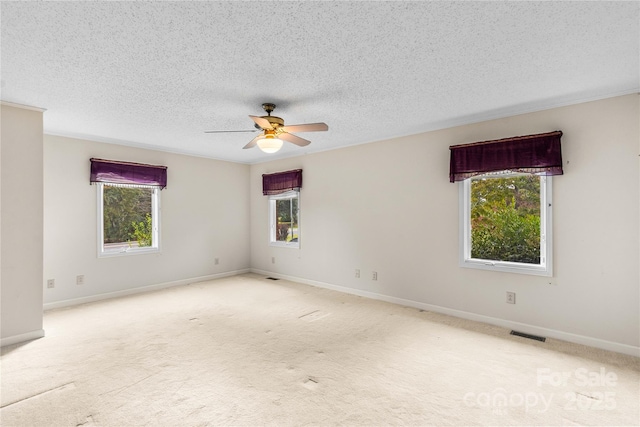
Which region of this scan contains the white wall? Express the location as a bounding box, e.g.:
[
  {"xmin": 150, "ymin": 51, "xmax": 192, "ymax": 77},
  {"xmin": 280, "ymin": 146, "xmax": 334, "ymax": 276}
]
[
  {"xmin": 1, "ymin": 103, "xmax": 45, "ymax": 345},
  {"xmin": 43, "ymin": 135, "xmax": 250, "ymax": 305},
  {"xmin": 250, "ymin": 94, "xmax": 640, "ymax": 353}
]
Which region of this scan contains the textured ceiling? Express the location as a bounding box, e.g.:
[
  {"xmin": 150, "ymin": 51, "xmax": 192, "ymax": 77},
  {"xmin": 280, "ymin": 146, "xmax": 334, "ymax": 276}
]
[{"xmin": 1, "ymin": 1, "xmax": 638, "ymax": 164}]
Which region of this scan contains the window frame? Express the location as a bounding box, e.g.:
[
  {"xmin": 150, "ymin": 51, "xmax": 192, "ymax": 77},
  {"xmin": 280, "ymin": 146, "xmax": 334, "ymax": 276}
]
[
  {"xmin": 459, "ymin": 172, "xmax": 552, "ymax": 276},
  {"xmin": 269, "ymin": 190, "xmax": 300, "ymax": 249},
  {"xmin": 97, "ymin": 182, "xmax": 161, "ymax": 257}
]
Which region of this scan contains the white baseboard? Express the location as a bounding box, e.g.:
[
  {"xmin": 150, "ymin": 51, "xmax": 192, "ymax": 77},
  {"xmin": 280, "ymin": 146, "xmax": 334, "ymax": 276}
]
[
  {"xmin": 251, "ymin": 269, "xmax": 640, "ymax": 358},
  {"xmin": 1, "ymin": 329, "xmax": 45, "ymax": 348},
  {"xmin": 43, "ymin": 269, "xmax": 250, "ymax": 311}
]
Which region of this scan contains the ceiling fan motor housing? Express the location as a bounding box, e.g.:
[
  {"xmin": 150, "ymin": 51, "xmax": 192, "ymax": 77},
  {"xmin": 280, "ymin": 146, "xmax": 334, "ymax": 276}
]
[{"xmin": 254, "ymin": 115, "xmax": 284, "ymax": 130}]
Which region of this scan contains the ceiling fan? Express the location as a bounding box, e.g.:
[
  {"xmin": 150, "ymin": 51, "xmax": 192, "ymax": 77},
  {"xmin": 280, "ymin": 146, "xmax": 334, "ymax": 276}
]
[{"xmin": 205, "ymin": 103, "xmax": 328, "ymax": 153}]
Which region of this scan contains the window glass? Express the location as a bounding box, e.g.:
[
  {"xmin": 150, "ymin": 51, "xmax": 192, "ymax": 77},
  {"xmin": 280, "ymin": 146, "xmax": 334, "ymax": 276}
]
[
  {"xmin": 460, "ymin": 173, "xmax": 551, "ymax": 276},
  {"xmin": 270, "ymin": 191, "xmax": 299, "ymax": 247},
  {"xmin": 98, "ymin": 183, "xmax": 160, "ymax": 256}
]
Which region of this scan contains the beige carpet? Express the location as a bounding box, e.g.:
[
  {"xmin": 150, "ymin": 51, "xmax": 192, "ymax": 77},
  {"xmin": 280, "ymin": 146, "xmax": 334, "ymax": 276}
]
[{"xmin": 1, "ymin": 274, "xmax": 638, "ymax": 426}]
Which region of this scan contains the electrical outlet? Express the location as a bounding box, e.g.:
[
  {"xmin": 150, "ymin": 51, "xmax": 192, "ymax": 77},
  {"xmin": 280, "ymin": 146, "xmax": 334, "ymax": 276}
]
[
  {"xmin": 47, "ymin": 279, "xmax": 55, "ymax": 289},
  {"xmin": 271, "ymin": 257, "xmax": 275, "ymax": 264},
  {"xmin": 214, "ymin": 258, "xmax": 219, "ymax": 265},
  {"xmin": 355, "ymin": 269, "xmax": 360, "ymax": 278},
  {"xmin": 76, "ymin": 275, "xmax": 85, "ymax": 285},
  {"xmin": 372, "ymin": 271, "xmax": 378, "ymax": 281},
  {"xmin": 506, "ymin": 291, "xmax": 516, "ymax": 304}
]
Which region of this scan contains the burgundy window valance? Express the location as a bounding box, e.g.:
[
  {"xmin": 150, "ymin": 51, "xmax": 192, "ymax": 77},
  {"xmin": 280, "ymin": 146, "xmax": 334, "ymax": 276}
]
[
  {"xmin": 90, "ymin": 158, "xmax": 168, "ymax": 189},
  {"xmin": 263, "ymin": 169, "xmax": 302, "ymax": 196},
  {"xmin": 449, "ymin": 131, "xmax": 563, "ymax": 182}
]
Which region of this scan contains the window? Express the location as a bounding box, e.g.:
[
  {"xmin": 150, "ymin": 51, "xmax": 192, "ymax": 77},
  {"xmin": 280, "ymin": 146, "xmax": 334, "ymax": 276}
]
[
  {"xmin": 90, "ymin": 158, "xmax": 166, "ymax": 257},
  {"xmin": 97, "ymin": 183, "xmax": 160, "ymax": 256},
  {"xmin": 263, "ymin": 169, "xmax": 302, "ymax": 248},
  {"xmin": 269, "ymin": 190, "xmax": 299, "ymax": 248},
  {"xmin": 450, "ymin": 131, "xmax": 562, "ymax": 276},
  {"xmin": 459, "ymin": 172, "xmax": 552, "ymax": 276}
]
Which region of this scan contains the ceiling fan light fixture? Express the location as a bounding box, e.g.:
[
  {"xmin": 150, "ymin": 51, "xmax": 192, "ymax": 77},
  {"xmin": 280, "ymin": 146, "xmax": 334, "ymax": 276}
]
[{"xmin": 257, "ymin": 134, "xmax": 283, "ymax": 154}]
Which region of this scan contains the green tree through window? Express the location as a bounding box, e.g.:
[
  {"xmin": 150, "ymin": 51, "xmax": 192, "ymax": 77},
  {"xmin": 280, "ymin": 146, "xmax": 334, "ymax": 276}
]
[
  {"xmin": 275, "ymin": 197, "xmax": 298, "ymax": 242},
  {"xmin": 103, "ymin": 185, "xmax": 153, "ymax": 245},
  {"xmin": 470, "ymin": 175, "xmax": 541, "ymax": 264},
  {"xmin": 269, "ymin": 191, "xmax": 300, "ymax": 247}
]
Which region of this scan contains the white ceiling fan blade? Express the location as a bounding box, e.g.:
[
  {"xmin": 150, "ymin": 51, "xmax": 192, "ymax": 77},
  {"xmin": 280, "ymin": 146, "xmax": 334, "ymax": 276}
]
[
  {"xmin": 280, "ymin": 132, "xmax": 311, "ymax": 147},
  {"xmin": 243, "ymin": 134, "xmax": 262, "ymax": 149},
  {"xmin": 249, "ymin": 115, "xmax": 273, "ymax": 130},
  {"xmin": 280, "ymin": 122, "xmax": 328, "ymax": 133}
]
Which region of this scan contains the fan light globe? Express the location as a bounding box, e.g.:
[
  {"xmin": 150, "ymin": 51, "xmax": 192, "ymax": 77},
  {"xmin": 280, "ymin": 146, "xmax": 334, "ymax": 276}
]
[{"xmin": 257, "ymin": 134, "xmax": 283, "ymax": 153}]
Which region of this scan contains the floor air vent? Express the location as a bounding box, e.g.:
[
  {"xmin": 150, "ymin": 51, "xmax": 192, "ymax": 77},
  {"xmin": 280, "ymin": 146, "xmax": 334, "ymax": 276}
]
[
  {"xmin": 265, "ymin": 277, "xmax": 280, "ymax": 281},
  {"xmin": 510, "ymin": 330, "xmax": 546, "ymax": 342}
]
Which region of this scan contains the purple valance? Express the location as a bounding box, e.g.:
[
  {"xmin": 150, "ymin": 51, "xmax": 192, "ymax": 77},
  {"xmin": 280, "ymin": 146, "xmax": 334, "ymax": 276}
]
[
  {"xmin": 90, "ymin": 158, "xmax": 167, "ymax": 189},
  {"xmin": 449, "ymin": 131, "xmax": 563, "ymax": 183},
  {"xmin": 263, "ymin": 169, "xmax": 302, "ymax": 196}
]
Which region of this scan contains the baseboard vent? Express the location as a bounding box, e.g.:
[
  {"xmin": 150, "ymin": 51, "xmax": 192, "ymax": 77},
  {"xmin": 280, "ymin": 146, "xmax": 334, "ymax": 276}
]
[
  {"xmin": 265, "ymin": 277, "xmax": 280, "ymax": 281},
  {"xmin": 510, "ymin": 330, "xmax": 546, "ymax": 342}
]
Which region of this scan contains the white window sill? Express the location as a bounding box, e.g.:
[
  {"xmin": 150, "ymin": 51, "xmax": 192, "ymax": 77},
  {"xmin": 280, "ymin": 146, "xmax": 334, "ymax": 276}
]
[
  {"xmin": 99, "ymin": 247, "xmax": 160, "ymax": 258},
  {"xmin": 460, "ymin": 259, "xmax": 551, "ymax": 277},
  {"xmin": 269, "ymin": 241, "xmax": 300, "ymax": 249}
]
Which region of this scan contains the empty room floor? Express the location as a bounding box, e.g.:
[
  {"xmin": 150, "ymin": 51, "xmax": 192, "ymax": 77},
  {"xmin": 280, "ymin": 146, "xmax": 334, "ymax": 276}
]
[{"xmin": 1, "ymin": 274, "xmax": 639, "ymax": 426}]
